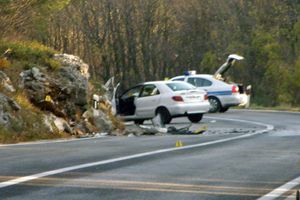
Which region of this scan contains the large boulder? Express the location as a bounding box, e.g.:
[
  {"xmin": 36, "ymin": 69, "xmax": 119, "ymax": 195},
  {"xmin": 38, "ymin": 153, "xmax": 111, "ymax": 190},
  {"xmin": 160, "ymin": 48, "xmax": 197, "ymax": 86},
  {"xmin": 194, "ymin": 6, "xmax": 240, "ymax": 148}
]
[
  {"xmin": 53, "ymin": 54, "xmax": 89, "ymax": 79},
  {"xmin": 54, "ymin": 54, "xmax": 90, "ymax": 107}
]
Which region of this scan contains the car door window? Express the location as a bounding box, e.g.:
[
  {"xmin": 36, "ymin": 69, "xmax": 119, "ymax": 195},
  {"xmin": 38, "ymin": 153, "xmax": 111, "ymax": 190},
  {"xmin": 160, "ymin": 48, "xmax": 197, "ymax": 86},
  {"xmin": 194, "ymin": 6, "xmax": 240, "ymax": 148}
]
[
  {"xmin": 172, "ymin": 78, "xmax": 185, "ymax": 81},
  {"xmin": 140, "ymin": 84, "xmax": 160, "ymax": 97},
  {"xmin": 121, "ymin": 85, "xmax": 143, "ymax": 100},
  {"xmin": 202, "ymin": 79, "xmax": 212, "ymax": 86},
  {"xmin": 167, "ymin": 82, "xmax": 195, "ymax": 91},
  {"xmin": 188, "ymin": 78, "xmax": 212, "ymax": 87}
]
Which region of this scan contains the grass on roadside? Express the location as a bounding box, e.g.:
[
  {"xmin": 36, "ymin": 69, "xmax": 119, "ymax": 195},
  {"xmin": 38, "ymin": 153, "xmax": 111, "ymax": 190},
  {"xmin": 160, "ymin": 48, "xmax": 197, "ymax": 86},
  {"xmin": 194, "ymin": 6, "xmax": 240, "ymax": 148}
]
[{"xmin": 248, "ymin": 104, "xmax": 300, "ymax": 112}]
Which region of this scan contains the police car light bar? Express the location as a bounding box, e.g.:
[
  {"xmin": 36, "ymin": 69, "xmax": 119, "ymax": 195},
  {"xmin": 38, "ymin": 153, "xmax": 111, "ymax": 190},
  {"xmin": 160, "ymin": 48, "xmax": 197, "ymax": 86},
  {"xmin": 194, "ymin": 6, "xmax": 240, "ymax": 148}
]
[{"xmin": 184, "ymin": 70, "xmax": 197, "ymax": 76}]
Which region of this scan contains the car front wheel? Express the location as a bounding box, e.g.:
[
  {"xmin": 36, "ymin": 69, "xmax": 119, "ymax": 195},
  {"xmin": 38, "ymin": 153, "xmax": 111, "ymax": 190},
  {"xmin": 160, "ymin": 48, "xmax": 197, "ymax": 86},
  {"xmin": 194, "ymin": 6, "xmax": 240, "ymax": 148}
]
[
  {"xmin": 187, "ymin": 114, "xmax": 203, "ymax": 123},
  {"xmin": 156, "ymin": 107, "xmax": 172, "ymax": 124}
]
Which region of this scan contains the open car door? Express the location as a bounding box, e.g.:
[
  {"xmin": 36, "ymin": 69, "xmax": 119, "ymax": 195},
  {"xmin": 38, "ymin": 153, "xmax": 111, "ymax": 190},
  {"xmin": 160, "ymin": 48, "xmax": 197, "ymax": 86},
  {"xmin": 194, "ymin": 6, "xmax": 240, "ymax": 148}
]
[
  {"xmin": 213, "ymin": 54, "xmax": 244, "ymax": 80},
  {"xmin": 111, "ymin": 82, "xmax": 120, "ymax": 115},
  {"xmin": 102, "ymin": 76, "xmax": 120, "ymax": 115},
  {"xmin": 116, "ymin": 85, "xmax": 143, "ymax": 116}
]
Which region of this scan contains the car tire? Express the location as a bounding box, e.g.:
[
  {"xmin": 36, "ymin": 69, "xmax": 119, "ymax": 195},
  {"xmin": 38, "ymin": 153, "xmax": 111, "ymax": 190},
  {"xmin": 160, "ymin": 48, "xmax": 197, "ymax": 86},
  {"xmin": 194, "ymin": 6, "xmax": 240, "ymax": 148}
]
[
  {"xmin": 156, "ymin": 107, "xmax": 172, "ymax": 124},
  {"xmin": 187, "ymin": 114, "xmax": 203, "ymax": 123},
  {"xmin": 208, "ymin": 97, "xmax": 221, "ymax": 113},
  {"xmin": 134, "ymin": 119, "xmax": 144, "ymax": 125},
  {"xmin": 219, "ymin": 107, "xmax": 229, "ymax": 113}
]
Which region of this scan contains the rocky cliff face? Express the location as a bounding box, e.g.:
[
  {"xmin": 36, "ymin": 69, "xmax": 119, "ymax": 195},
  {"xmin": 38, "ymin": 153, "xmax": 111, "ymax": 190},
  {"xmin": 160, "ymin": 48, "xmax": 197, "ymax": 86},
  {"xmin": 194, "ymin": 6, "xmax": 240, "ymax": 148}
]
[{"xmin": 0, "ymin": 51, "xmax": 121, "ymax": 142}]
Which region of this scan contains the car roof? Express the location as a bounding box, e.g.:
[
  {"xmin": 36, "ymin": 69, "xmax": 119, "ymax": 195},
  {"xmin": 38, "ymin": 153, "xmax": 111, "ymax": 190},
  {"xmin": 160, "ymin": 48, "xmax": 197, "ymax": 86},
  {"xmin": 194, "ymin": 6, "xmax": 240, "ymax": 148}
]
[
  {"xmin": 172, "ymin": 74, "xmax": 214, "ymax": 79},
  {"xmin": 189, "ymin": 74, "xmax": 214, "ymax": 78},
  {"xmin": 142, "ymin": 80, "xmax": 184, "ymax": 85}
]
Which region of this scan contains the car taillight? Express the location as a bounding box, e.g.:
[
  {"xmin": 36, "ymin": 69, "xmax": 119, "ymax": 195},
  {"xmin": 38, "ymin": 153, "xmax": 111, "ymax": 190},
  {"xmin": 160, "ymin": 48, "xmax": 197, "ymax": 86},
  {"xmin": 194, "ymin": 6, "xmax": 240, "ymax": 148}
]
[
  {"xmin": 204, "ymin": 94, "xmax": 208, "ymax": 100},
  {"xmin": 232, "ymin": 85, "xmax": 239, "ymax": 93},
  {"xmin": 172, "ymin": 96, "xmax": 184, "ymax": 102}
]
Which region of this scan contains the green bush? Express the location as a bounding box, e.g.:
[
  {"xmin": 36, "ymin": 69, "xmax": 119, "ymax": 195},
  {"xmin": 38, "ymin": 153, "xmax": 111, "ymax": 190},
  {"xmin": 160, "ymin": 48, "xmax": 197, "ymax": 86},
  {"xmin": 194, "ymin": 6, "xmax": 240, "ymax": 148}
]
[
  {"xmin": 45, "ymin": 58, "xmax": 61, "ymax": 71},
  {"xmin": 0, "ymin": 40, "xmax": 57, "ymax": 68}
]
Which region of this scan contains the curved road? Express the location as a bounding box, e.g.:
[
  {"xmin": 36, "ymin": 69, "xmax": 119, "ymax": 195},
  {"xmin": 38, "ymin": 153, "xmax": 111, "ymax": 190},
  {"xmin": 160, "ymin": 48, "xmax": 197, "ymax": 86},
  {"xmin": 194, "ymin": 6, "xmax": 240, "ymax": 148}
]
[{"xmin": 0, "ymin": 110, "xmax": 300, "ymax": 200}]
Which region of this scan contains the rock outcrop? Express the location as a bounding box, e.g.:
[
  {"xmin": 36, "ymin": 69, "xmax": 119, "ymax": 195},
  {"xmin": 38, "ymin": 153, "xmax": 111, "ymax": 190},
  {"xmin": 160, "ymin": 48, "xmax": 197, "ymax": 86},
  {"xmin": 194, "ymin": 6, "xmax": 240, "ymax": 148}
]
[
  {"xmin": 0, "ymin": 92, "xmax": 20, "ymax": 127},
  {"xmin": 0, "ymin": 49, "xmax": 124, "ymax": 142},
  {"xmin": 18, "ymin": 53, "xmax": 118, "ymax": 136}
]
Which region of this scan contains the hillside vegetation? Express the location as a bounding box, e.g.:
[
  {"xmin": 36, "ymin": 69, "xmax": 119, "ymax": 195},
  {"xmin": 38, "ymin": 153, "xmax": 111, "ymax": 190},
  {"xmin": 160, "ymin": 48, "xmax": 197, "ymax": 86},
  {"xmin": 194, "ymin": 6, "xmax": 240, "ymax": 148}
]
[{"xmin": 0, "ymin": 40, "xmax": 64, "ymax": 143}]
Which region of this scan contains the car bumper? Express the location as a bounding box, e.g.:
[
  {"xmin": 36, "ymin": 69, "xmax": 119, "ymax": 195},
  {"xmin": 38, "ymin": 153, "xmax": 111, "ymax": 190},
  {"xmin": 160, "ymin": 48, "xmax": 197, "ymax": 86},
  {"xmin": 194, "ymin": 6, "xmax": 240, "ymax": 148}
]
[
  {"xmin": 168, "ymin": 101, "xmax": 210, "ymax": 116},
  {"xmin": 219, "ymin": 94, "xmax": 249, "ymax": 107}
]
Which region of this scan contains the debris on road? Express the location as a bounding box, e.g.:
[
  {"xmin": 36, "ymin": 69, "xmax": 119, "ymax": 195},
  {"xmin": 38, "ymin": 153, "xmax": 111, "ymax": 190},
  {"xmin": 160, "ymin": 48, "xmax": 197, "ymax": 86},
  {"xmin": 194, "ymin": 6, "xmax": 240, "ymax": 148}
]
[
  {"xmin": 139, "ymin": 113, "xmax": 207, "ymax": 135},
  {"xmin": 167, "ymin": 125, "xmax": 207, "ymax": 135}
]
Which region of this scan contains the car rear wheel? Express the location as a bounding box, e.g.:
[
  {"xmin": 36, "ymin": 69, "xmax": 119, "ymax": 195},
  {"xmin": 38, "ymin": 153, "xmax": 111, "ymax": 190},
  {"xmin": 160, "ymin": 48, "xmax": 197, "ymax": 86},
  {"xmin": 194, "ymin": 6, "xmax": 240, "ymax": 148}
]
[
  {"xmin": 156, "ymin": 107, "xmax": 172, "ymax": 124},
  {"xmin": 208, "ymin": 97, "xmax": 221, "ymax": 113},
  {"xmin": 187, "ymin": 114, "xmax": 203, "ymax": 123}
]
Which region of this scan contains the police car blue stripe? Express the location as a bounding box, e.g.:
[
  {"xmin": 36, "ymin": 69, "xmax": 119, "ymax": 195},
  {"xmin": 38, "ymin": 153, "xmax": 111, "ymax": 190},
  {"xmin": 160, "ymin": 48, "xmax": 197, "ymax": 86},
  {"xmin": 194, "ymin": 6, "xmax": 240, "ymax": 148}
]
[{"xmin": 207, "ymin": 91, "xmax": 232, "ymax": 96}]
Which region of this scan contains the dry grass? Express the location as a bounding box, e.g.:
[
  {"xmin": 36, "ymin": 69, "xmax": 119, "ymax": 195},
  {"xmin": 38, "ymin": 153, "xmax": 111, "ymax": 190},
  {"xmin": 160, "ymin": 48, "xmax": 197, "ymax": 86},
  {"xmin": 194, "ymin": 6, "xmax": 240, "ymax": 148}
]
[
  {"xmin": 14, "ymin": 92, "xmax": 39, "ymax": 112},
  {"xmin": 0, "ymin": 91, "xmax": 69, "ymax": 144},
  {"xmin": 0, "ymin": 58, "xmax": 11, "ymax": 69}
]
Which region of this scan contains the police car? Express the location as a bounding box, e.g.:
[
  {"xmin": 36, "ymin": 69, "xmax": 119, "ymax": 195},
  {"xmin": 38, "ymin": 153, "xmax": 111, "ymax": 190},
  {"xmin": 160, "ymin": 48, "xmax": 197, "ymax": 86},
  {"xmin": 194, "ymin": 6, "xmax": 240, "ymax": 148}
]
[{"xmin": 171, "ymin": 54, "xmax": 250, "ymax": 113}]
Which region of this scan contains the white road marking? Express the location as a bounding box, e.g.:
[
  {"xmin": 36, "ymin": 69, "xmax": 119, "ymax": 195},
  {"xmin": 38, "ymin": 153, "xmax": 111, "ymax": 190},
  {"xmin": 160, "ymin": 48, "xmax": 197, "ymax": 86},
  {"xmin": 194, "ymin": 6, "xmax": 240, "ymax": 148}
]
[
  {"xmin": 205, "ymin": 116, "xmax": 274, "ymax": 131},
  {"xmin": 257, "ymin": 177, "xmax": 300, "ymax": 200},
  {"xmin": 0, "ymin": 117, "xmax": 274, "ymax": 189}
]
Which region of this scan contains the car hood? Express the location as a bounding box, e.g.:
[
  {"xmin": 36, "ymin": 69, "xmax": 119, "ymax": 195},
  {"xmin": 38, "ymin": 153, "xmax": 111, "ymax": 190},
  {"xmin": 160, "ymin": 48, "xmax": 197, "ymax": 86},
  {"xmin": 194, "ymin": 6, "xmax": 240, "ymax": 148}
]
[{"xmin": 213, "ymin": 54, "xmax": 244, "ymax": 80}]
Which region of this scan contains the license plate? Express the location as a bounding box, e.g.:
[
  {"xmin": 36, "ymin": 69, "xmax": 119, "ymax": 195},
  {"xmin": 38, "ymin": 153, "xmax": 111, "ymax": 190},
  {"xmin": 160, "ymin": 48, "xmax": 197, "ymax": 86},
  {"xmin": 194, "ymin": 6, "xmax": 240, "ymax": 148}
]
[{"xmin": 186, "ymin": 95, "xmax": 203, "ymax": 101}]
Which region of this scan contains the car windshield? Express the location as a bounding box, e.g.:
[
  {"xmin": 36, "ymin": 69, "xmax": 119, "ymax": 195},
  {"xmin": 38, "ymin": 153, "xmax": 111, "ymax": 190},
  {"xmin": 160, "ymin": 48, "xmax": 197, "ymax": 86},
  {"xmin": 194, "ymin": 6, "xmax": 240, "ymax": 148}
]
[{"xmin": 166, "ymin": 82, "xmax": 196, "ymax": 91}]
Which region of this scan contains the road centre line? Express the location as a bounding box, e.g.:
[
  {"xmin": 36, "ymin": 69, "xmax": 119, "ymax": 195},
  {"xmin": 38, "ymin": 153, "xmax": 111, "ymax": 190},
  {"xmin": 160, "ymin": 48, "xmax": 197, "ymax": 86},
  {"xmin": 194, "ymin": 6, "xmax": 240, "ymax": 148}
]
[{"xmin": 0, "ymin": 117, "xmax": 274, "ymax": 189}]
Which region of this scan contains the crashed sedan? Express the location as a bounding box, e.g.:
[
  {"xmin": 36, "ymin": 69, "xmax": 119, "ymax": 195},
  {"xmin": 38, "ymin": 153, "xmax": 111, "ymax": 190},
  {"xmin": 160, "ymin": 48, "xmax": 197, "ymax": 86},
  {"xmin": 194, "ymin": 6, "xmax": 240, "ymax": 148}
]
[
  {"xmin": 171, "ymin": 54, "xmax": 251, "ymax": 113},
  {"xmin": 114, "ymin": 81, "xmax": 210, "ymax": 124}
]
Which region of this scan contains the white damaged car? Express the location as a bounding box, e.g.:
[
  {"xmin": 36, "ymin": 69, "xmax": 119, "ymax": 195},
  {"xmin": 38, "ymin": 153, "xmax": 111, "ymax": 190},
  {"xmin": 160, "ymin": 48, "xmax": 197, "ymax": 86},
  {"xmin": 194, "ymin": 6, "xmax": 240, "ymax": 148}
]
[
  {"xmin": 113, "ymin": 81, "xmax": 210, "ymax": 124},
  {"xmin": 171, "ymin": 54, "xmax": 251, "ymax": 113}
]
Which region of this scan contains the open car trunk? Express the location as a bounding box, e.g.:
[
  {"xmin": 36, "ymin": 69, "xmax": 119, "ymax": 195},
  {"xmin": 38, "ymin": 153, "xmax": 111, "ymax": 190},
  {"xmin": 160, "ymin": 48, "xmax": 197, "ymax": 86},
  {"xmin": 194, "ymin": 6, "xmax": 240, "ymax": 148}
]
[
  {"xmin": 213, "ymin": 54, "xmax": 248, "ymax": 94},
  {"xmin": 213, "ymin": 54, "xmax": 244, "ymax": 80}
]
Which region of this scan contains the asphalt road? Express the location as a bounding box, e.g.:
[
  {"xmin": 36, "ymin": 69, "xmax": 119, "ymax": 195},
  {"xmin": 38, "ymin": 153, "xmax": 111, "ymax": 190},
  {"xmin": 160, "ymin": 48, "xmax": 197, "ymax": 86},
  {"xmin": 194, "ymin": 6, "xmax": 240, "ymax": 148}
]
[{"xmin": 0, "ymin": 110, "xmax": 300, "ymax": 200}]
